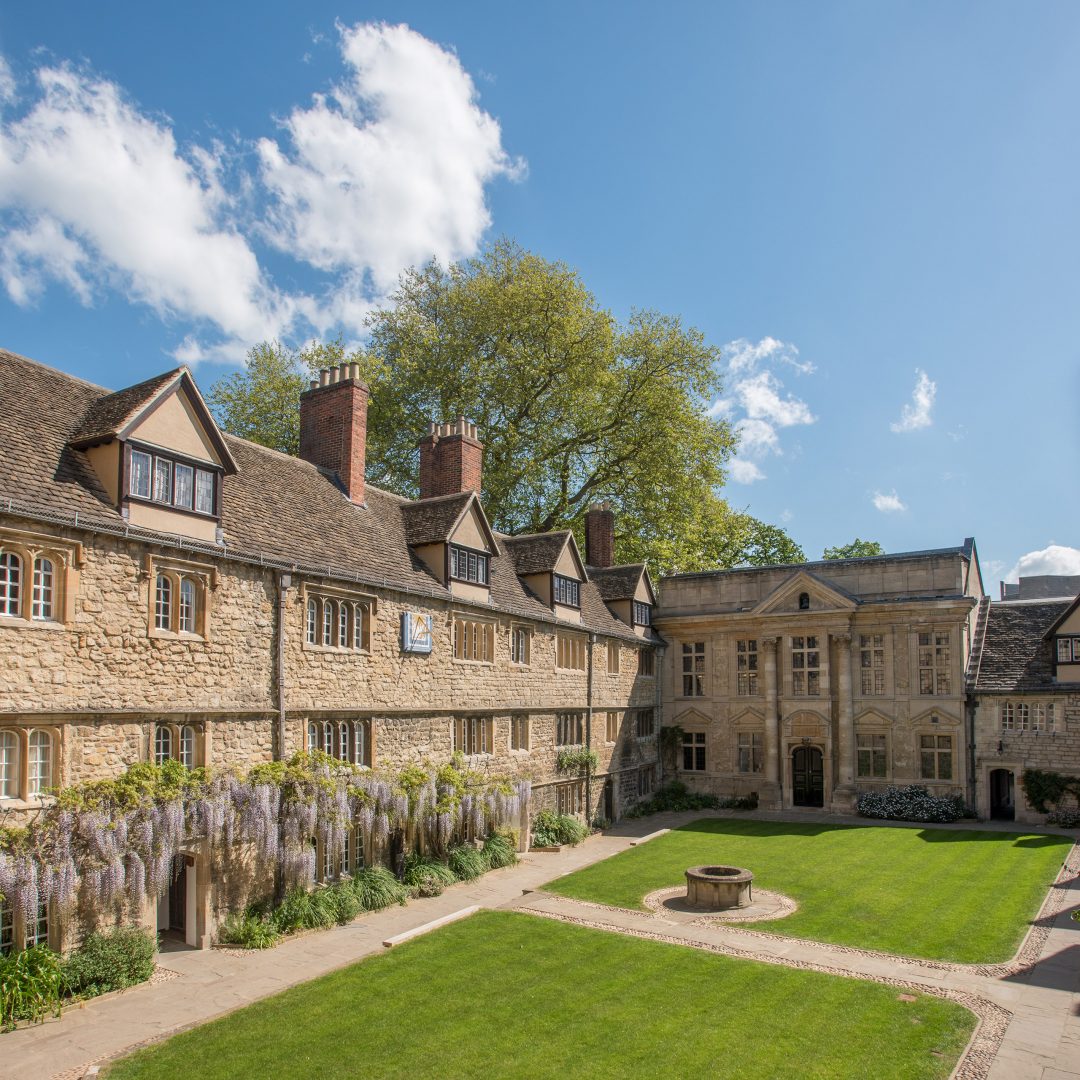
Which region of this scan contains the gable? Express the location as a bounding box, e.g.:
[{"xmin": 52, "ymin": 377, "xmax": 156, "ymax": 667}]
[
  {"xmin": 753, "ymin": 570, "xmax": 857, "ymax": 615},
  {"xmin": 633, "ymin": 570, "xmax": 656, "ymax": 606},
  {"xmin": 1049, "ymin": 596, "xmax": 1080, "ymax": 637},
  {"xmin": 672, "ymin": 707, "xmax": 711, "ymax": 727},
  {"xmin": 128, "ymin": 385, "xmax": 223, "ymax": 465},
  {"xmin": 554, "ymin": 536, "xmax": 586, "ymax": 580},
  {"xmin": 449, "ymin": 500, "xmax": 497, "ymax": 555}
]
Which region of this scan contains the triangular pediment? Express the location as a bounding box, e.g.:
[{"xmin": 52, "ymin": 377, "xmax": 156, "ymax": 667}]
[
  {"xmin": 672, "ymin": 707, "xmax": 711, "ymax": 728},
  {"xmin": 854, "ymin": 707, "xmax": 894, "ymax": 727},
  {"xmin": 753, "ymin": 570, "xmax": 858, "ymax": 615},
  {"xmin": 730, "ymin": 706, "xmax": 765, "ymax": 726},
  {"xmin": 910, "ymin": 706, "xmax": 961, "ymax": 727},
  {"xmin": 448, "ymin": 495, "xmax": 499, "ymax": 556}
]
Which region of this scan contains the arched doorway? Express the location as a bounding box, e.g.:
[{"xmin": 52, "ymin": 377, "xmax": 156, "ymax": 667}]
[
  {"xmin": 792, "ymin": 746, "xmax": 824, "ymax": 807},
  {"xmin": 989, "ymin": 769, "xmax": 1015, "ymax": 821}
]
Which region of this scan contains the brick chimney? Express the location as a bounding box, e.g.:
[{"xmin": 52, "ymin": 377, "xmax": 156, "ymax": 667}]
[
  {"xmin": 585, "ymin": 501, "xmax": 615, "ymax": 568},
  {"xmin": 299, "ymin": 362, "xmax": 368, "ymax": 505},
  {"xmin": 418, "ymin": 418, "xmax": 483, "ymax": 499}
]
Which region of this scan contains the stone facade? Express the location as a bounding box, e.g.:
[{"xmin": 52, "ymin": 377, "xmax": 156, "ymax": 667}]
[{"xmin": 655, "ymin": 549, "xmax": 982, "ymax": 812}]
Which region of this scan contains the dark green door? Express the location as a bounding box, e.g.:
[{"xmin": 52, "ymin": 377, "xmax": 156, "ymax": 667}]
[{"xmin": 792, "ymin": 747, "xmax": 824, "ymax": 807}]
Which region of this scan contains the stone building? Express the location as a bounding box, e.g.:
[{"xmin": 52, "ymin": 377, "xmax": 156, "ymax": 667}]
[
  {"xmin": 0, "ymin": 348, "xmax": 660, "ymax": 950},
  {"xmin": 969, "ymin": 585, "xmax": 1080, "ymax": 822},
  {"xmin": 654, "ymin": 545, "xmax": 984, "ymax": 812}
]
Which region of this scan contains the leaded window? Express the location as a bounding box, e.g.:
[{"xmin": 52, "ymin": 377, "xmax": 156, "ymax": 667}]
[
  {"xmin": 553, "ymin": 574, "xmax": 580, "ymax": 608},
  {"xmin": 918, "ymin": 631, "xmax": 951, "ymax": 695},
  {"xmin": 919, "ymin": 734, "xmax": 953, "ymax": 780},
  {"xmin": 860, "ymin": 634, "xmax": 885, "ymax": 696},
  {"xmin": 791, "ymin": 635, "xmax": 820, "ymax": 696},
  {"xmin": 633, "ymin": 601, "xmax": 652, "ymax": 626},
  {"xmin": 737, "ymin": 731, "xmax": 763, "ymax": 773},
  {"xmin": 155, "ymin": 574, "xmax": 172, "ymax": 630},
  {"xmin": 322, "ymin": 600, "xmax": 333, "ymax": 646},
  {"xmin": 449, "ymin": 545, "xmax": 489, "ymax": 585},
  {"xmin": 736, "ymin": 639, "xmax": 758, "ymax": 695},
  {"xmin": 454, "ymin": 717, "xmax": 492, "ymax": 756},
  {"xmin": 174, "ymin": 463, "xmax": 194, "ymax": 510},
  {"xmin": 0, "ymin": 553, "xmax": 21, "ymax": 617},
  {"xmin": 178, "ymin": 578, "xmax": 196, "ymax": 634},
  {"xmin": 155, "ymin": 725, "xmax": 173, "ymax": 766},
  {"xmin": 681, "ymin": 641, "xmax": 705, "ymax": 696},
  {"xmin": 31, "ymin": 558, "xmax": 53, "ymax": 620},
  {"xmin": 0, "ymin": 898, "xmax": 12, "ymax": 956},
  {"xmin": 856, "ymin": 733, "xmax": 887, "ymax": 778},
  {"xmin": 511, "ymin": 716, "xmax": 530, "ymax": 751},
  {"xmin": 180, "ymin": 725, "xmax": 195, "ymax": 768},
  {"xmin": 453, "ymin": 618, "xmax": 495, "ymax": 662},
  {"xmin": 635, "ymin": 708, "xmax": 655, "ymax": 738},
  {"xmin": 682, "ymin": 731, "xmax": 706, "ymax": 771},
  {"xmin": 28, "ymin": 730, "xmax": 52, "ymax": 796},
  {"xmin": 306, "ymin": 598, "xmax": 317, "ymax": 644},
  {"xmin": 555, "ymin": 633, "xmax": 585, "ymax": 671},
  {"xmin": 607, "ymin": 643, "xmax": 620, "ymax": 674},
  {"xmin": 510, "ymin": 626, "xmax": 530, "ymax": 665},
  {"xmin": 0, "ymin": 731, "xmax": 17, "ymax": 799},
  {"xmin": 556, "ymin": 712, "xmax": 584, "ymax": 746}
]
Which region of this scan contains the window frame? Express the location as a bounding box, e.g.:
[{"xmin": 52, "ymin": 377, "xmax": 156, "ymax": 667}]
[
  {"xmin": 607, "ymin": 642, "xmax": 620, "ymax": 675},
  {"xmin": 736, "ymin": 639, "xmax": 758, "ymax": 696},
  {"xmin": 859, "ymin": 633, "xmax": 886, "ymax": 697},
  {"xmin": 555, "ymin": 632, "xmax": 586, "ymax": 672},
  {"xmin": 454, "ymin": 716, "xmax": 493, "ymax": 757},
  {"xmin": 917, "ymin": 629, "xmax": 952, "ymax": 696},
  {"xmin": 301, "ymin": 585, "xmax": 374, "ymax": 653},
  {"xmin": 639, "ymin": 647, "xmax": 655, "ymax": 678},
  {"xmin": 681, "ymin": 731, "xmax": 706, "ymax": 772},
  {"xmin": 453, "ymin": 616, "xmax": 496, "ymax": 664},
  {"xmin": 510, "ymin": 715, "xmax": 530, "ymax": 752},
  {"xmin": 919, "ymin": 733, "xmax": 954, "ymax": 781},
  {"xmin": 1055, "ymin": 636, "xmax": 1080, "ymax": 664},
  {"xmin": 448, "ymin": 544, "xmax": 490, "ymax": 587},
  {"xmin": 737, "ymin": 730, "xmax": 763, "ymax": 774},
  {"xmin": 681, "ymin": 641, "xmax": 706, "ymax": 697},
  {"xmin": 510, "ymin": 625, "xmax": 531, "ymax": 666},
  {"xmin": 146, "ymin": 557, "xmax": 214, "ymax": 640},
  {"xmin": 856, "ymin": 732, "xmax": 888, "ymax": 779},
  {"xmin": 556, "ymin": 711, "xmax": 585, "ymax": 747},
  {"xmin": 0, "ymin": 730, "xmax": 19, "ymax": 800},
  {"xmin": 0, "ymin": 530, "xmax": 81, "ymax": 626},
  {"xmin": 633, "ymin": 601, "xmax": 652, "ymax": 626},
  {"xmin": 634, "ymin": 708, "xmax": 655, "ymax": 739},
  {"xmin": 553, "ymin": 574, "xmax": 581, "ymax": 609},
  {"xmin": 791, "ymin": 635, "xmax": 822, "ymax": 696},
  {"xmin": 124, "ymin": 441, "xmax": 222, "ymax": 521}
]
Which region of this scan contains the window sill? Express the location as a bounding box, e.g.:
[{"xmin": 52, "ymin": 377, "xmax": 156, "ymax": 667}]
[
  {"xmin": 0, "ymin": 795, "xmax": 55, "ymax": 810},
  {"xmin": 149, "ymin": 629, "xmax": 207, "ymax": 643},
  {"xmin": 0, "ymin": 617, "xmax": 66, "ymax": 632},
  {"xmin": 452, "ymin": 658, "xmax": 495, "ymax": 667},
  {"xmin": 303, "ymin": 643, "xmax": 371, "ymax": 655},
  {"xmin": 509, "ymin": 747, "xmax": 530, "ymax": 756}
]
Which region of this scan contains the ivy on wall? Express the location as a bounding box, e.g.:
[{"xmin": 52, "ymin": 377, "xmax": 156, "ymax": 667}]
[{"xmin": 1021, "ymin": 768, "xmax": 1080, "ymax": 814}]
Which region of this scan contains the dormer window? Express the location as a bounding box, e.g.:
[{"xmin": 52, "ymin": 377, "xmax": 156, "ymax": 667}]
[
  {"xmin": 633, "ymin": 601, "xmax": 652, "ymax": 626},
  {"xmin": 554, "ymin": 574, "xmax": 580, "ymax": 608},
  {"xmin": 450, "ymin": 544, "xmax": 489, "ymax": 586},
  {"xmin": 128, "ymin": 445, "xmax": 219, "ymax": 518}
]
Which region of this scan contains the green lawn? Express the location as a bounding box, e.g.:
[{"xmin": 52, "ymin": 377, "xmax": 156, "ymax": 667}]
[
  {"xmin": 545, "ymin": 819, "xmax": 1071, "ymax": 963},
  {"xmin": 108, "ymin": 911, "xmax": 974, "ymax": 1080}
]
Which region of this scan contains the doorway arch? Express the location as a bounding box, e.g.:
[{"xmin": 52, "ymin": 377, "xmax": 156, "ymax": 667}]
[
  {"xmin": 989, "ymin": 768, "xmax": 1015, "ymax": 821},
  {"xmin": 792, "ymin": 746, "xmax": 824, "ymax": 807}
]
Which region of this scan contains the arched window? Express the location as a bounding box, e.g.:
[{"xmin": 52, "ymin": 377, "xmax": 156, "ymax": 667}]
[
  {"xmin": 32, "ymin": 558, "xmax": 54, "ymax": 620},
  {"xmin": 0, "ymin": 553, "xmax": 21, "ymax": 617},
  {"xmin": 28, "ymin": 730, "xmax": 52, "ymax": 797},
  {"xmin": 353, "ymin": 721, "xmax": 368, "ymax": 768},
  {"xmin": 178, "ymin": 578, "xmax": 196, "ymax": 634},
  {"xmin": 322, "ymin": 600, "xmax": 333, "ymax": 646},
  {"xmin": 322, "ymin": 721, "xmax": 333, "ymax": 755},
  {"xmin": 798, "ymin": 592, "xmax": 810, "ymax": 611},
  {"xmin": 0, "ymin": 731, "xmax": 17, "ymax": 799},
  {"xmin": 306, "ymin": 598, "xmax": 317, "ymax": 645},
  {"xmin": 307, "ymin": 721, "xmax": 318, "ymax": 753},
  {"xmin": 338, "ymin": 722, "xmax": 350, "ymax": 762},
  {"xmin": 338, "ymin": 603, "xmax": 349, "ymax": 648},
  {"xmin": 353, "ymin": 604, "xmax": 365, "ymax": 651},
  {"xmin": 179, "ymin": 725, "xmax": 195, "ymax": 768},
  {"xmin": 155, "ymin": 574, "xmax": 172, "ymax": 630},
  {"xmin": 27, "ymin": 901, "xmax": 49, "ymax": 947},
  {"xmin": 154, "ymin": 725, "xmax": 173, "ymax": 765},
  {"xmin": 341, "ymin": 829, "xmax": 352, "ymax": 876},
  {"xmin": 0, "ymin": 896, "xmax": 12, "ymax": 956}
]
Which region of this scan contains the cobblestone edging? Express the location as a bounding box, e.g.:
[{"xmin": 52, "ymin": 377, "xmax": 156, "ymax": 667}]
[
  {"xmin": 642, "ymin": 886, "xmax": 799, "ymax": 924},
  {"xmin": 523, "ymin": 907, "xmax": 1010, "ymax": 1080},
  {"xmin": 542, "ymin": 840, "xmax": 1080, "ymax": 977}
]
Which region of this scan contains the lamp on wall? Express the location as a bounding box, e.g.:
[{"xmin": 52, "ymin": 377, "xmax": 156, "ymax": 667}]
[{"xmin": 996, "ymin": 740, "xmax": 1003, "ymax": 755}]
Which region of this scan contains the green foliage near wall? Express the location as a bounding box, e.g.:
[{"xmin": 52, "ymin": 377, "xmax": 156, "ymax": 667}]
[
  {"xmin": 1021, "ymin": 769, "xmax": 1080, "ymax": 814},
  {"xmin": 555, "ymin": 746, "xmax": 599, "ymax": 774}
]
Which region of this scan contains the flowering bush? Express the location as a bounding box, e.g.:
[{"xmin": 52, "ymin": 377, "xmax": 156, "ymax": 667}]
[
  {"xmin": 1046, "ymin": 806, "xmax": 1080, "ymax": 828},
  {"xmin": 856, "ymin": 785, "xmax": 969, "ymax": 823},
  {"xmin": 0, "ymin": 754, "xmax": 529, "ymax": 942}
]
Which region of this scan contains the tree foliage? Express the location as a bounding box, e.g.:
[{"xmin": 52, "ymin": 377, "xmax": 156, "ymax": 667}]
[
  {"xmin": 207, "ymin": 241, "xmax": 803, "ymax": 575},
  {"xmin": 822, "ymin": 538, "xmax": 885, "ymax": 560}
]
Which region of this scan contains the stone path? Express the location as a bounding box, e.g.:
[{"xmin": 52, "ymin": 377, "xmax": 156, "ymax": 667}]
[{"xmin": 1, "ymin": 811, "xmax": 1076, "ymax": 1080}]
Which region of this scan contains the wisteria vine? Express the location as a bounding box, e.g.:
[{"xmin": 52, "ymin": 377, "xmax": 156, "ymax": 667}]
[{"xmin": 0, "ymin": 753, "xmax": 530, "ymax": 931}]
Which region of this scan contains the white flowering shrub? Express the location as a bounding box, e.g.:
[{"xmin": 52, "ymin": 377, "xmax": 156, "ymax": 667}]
[{"xmin": 856, "ymin": 785, "xmax": 968, "ymax": 823}]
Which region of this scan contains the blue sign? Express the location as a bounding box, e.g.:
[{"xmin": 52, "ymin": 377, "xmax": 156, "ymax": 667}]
[{"xmin": 401, "ymin": 612, "xmax": 433, "ymax": 654}]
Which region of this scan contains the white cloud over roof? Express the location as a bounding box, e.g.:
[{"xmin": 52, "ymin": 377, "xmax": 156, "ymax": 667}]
[{"xmin": 890, "ymin": 369, "xmax": 936, "ymax": 433}]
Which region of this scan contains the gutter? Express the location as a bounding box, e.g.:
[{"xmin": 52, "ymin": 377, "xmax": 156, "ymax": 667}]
[{"xmin": 275, "ymin": 572, "xmax": 291, "ymax": 760}]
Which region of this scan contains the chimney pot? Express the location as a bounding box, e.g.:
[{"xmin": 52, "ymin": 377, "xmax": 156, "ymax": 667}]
[
  {"xmin": 320, "ymin": 369, "xmax": 330, "ymax": 387},
  {"xmin": 418, "ymin": 416, "xmax": 484, "ymax": 499},
  {"xmin": 299, "ymin": 367, "xmax": 369, "ymax": 505},
  {"xmin": 585, "ymin": 503, "xmax": 616, "ymax": 568}
]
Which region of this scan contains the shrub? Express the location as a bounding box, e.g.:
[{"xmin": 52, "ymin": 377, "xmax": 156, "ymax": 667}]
[
  {"xmin": 402, "ymin": 853, "xmax": 458, "ymax": 897},
  {"xmin": 625, "ymin": 781, "xmax": 755, "ymax": 818},
  {"xmin": 1046, "ymin": 806, "xmax": 1080, "ymax": 828},
  {"xmin": 0, "ymin": 945, "xmax": 65, "ymax": 1030},
  {"xmin": 482, "ymin": 832, "xmax": 518, "ymax": 869},
  {"xmin": 324, "ymin": 881, "xmax": 362, "ymax": 925},
  {"xmin": 62, "ymin": 926, "xmax": 156, "ymax": 997},
  {"xmin": 350, "ymin": 866, "xmax": 408, "ymax": 911},
  {"xmin": 857, "ymin": 785, "xmax": 969, "ymax": 824},
  {"xmin": 217, "ymin": 911, "xmax": 281, "ymax": 950},
  {"xmin": 531, "ymin": 810, "xmax": 589, "ymax": 848},
  {"xmin": 447, "ymin": 844, "xmax": 489, "ymax": 881},
  {"xmin": 272, "ymin": 887, "xmax": 338, "ymax": 933}
]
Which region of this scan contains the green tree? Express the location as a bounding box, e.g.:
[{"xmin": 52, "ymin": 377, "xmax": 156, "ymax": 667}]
[
  {"xmin": 822, "ymin": 538, "xmax": 885, "ymax": 560},
  {"xmin": 208, "ymin": 241, "xmax": 803, "ymax": 575}
]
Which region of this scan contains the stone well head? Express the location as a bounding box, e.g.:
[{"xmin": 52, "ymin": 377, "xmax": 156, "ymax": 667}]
[{"xmin": 685, "ymin": 865, "xmax": 753, "ymax": 909}]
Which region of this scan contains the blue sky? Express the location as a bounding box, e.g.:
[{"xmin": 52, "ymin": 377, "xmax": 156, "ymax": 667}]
[{"xmin": 1, "ymin": 2, "xmax": 1077, "ymax": 585}]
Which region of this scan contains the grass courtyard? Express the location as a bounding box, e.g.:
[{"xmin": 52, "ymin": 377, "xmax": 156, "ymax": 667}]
[
  {"xmin": 107, "ymin": 911, "xmax": 975, "ymax": 1080},
  {"xmin": 545, "ymin": 819, "xmax": 1072, "ymax": 963}
]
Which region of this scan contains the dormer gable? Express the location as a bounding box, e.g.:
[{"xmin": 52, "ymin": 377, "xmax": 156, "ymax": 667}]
[
  {"xmin": 401, "ymin": 490, "xmax": 498, "ymax": 597},
  {"xmin": 1046, "ymin": 593, "xmax": 1080, "ymax": 682},
  {"xmin": 590, "ymin": 563, "xmax": 657, "ymax": 635},
  {"xmin": 70, "ymin": 368, "xmax": 237, "ymax": 543},
  {"xmin": 752, "ymin": 570, "xmax": 858, "ymax": 616},
  {"xmin": 503, "ymin": 530, "xmax": 587, "ymax": 622}
]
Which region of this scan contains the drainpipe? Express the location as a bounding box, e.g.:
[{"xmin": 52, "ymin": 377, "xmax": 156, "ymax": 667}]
[
  {"xmin": 655, "ymin": 642, "xmax": 666, "ymax": 787},
  {"xmin": 274, "ymin": 572, "xmax": 292, "ymax": 761},
  {"xmin": 586, "ymin": 633, "xmax": 596, "ymax": 819},
  {"xmin": 966, "ymin": 694, "xmax": 977, "ymax": 815}
]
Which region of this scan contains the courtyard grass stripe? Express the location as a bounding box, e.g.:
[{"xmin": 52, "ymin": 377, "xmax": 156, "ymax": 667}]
[
  {"xmin": 105, "ymin": 911, "xmax": 974, "ymax": 1080},
  {"xmin": 543, "ymin": 819, "xmax": 1071, "ymax": 963}
]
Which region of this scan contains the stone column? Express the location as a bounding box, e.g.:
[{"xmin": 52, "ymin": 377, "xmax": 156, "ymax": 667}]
[
  {"xmin": 762, "ymin": 637, "xmax": 780, "ymax": 796},
  {"xmin": 832, "ymin": 632, "xmax": 856, "ymax": 811}
]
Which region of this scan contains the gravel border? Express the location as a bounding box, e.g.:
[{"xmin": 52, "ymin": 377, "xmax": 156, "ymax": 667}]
[{"xmin": 642, "ymin": 886, "xmax": 799, "ymax": 924}]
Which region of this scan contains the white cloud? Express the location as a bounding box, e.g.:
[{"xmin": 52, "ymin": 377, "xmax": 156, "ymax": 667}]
[
  {"xmin": 0, "ymin": 25, "xmax": 522, "ymax": 360},
  {"xmin": 713, "ymin": 337, "xmax": 817, "ymax": 483},
  {"xmin": 890, "ymin": 369, "xmax": 936, "ymax": 433},
  {"xmin": 0, "ymin": 57, "xmax": 15, "ymax": 107},
  {"xmin": 257, "ymin": 22, "xmax": 523, "ymax": 293},
  {"xmin": 1005, "ymin": 544, "xmax": 1080, "ymax": 583},
  {"xmin": 872, "ymin": 490, "xmax": 906, "ymax": 513},
  {"xmin": 0, "ymin": 62, "xmax": 293, "ymax": 348},
  {"xmin": 728, "ymin": 458, "xmax": 765, "ymax": 484}
]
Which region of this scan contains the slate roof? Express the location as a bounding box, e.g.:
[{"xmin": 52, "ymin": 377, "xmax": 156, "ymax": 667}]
[
  {"xmin": 70, "ymin": 369, "xmax": 182, "ymax": 446},
  {"xmin": 502, "ymin": 532, "xmax": 573, "ymax": 575},
  {"xmin": 400, "ymin": 492, "xmax": 475, "ymax": 547},
  {"xmin": 973, "ymin": 600, "xmax": 1071, "ymax": 691},
  {"xmin": 0, "ymin": 348, "xmax": 655, "ymax": 643},
  {"xmin": 589, "ymin": 564, "xmax": 646, "ymax": 601}
]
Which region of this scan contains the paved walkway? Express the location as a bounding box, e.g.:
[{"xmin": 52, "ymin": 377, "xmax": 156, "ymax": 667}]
[{"xmin": 2, "ymin": 811, "xmax": 1077, "ymax": 1080}]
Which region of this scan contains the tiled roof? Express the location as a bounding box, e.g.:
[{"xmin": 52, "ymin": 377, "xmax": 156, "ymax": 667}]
[
  {"xmin": 401, "ymin": 492, "xmax": 474, "ymax": 546},
  {"xmin": 71, "ymin": 369, "xmax": 182, "ymax": 446},
  {"xmin": 973, "ymin": 600, "xmax": 1071, "ymax": 691},
  {"xmin": 0, "ymin": 348, "xmax": 654, "ymax": 643},
  {"xmin": 502, "ymin": 532, "xmax": 572, "ymax": 575},
  {"xmin": 589, "ymin": 564, "xmax": 645, "ymax": 601}
]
